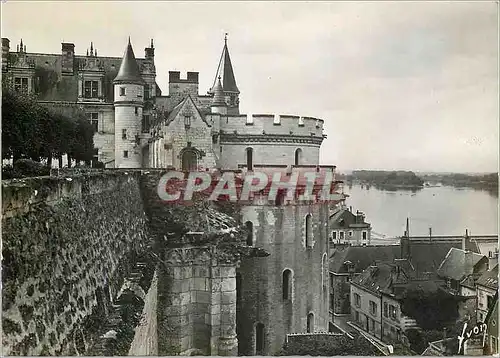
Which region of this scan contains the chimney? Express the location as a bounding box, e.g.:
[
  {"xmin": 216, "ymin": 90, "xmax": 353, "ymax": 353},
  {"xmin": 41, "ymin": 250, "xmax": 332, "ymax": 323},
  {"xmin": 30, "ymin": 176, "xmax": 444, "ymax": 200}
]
[
  {"xmin": 462, "ymin": 229, "xmax": 469, "ymax": 251},
  {"xmin": 61, "ymin": 42, "xmax": 75, "ymax": 74},
  {"xmin": 2, "ymin": 38, "xmax": 10, "ymax": 72},
  {"xmin": 145, "ymin": 38, "xmax": 155, "ymax": 60},
  {"xmin": 488, "ymin": 251, "xmax": 498, "ymax": 271},
  {"xmin": 187, "ymin": 72, "xmax": 199, "ymax": 83}
]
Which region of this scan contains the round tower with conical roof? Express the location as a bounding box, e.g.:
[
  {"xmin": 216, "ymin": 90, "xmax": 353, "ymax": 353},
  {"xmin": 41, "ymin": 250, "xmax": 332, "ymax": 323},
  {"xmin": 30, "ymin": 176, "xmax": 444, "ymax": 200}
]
[{"xmin": 113, "ymin": 38, "xmax": 144, "ymax": 168}]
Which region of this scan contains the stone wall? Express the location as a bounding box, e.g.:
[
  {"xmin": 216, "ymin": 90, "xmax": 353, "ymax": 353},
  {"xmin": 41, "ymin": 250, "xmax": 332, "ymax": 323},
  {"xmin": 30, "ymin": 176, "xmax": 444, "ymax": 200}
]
[
  {"xmin": 2, "ymin": 172, "xmax": 151, "ymax": 355},
  {"xmin": 331, "ymin": 274, "xmax": 352, "ymax": 314}
]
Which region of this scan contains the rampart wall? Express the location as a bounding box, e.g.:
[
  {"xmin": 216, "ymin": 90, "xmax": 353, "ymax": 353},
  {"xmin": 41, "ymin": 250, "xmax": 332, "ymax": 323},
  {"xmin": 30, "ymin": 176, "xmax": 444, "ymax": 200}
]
[{"xmin": 1, "ymin": 172, "xmax": 154, "ymax": 355}]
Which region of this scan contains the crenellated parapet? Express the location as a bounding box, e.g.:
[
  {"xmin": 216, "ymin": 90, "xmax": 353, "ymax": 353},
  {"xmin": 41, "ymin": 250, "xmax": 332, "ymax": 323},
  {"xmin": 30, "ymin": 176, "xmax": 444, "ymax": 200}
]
[{"xmin": 210, "ymin": 113, "xmax": 325, "ymax": 141}]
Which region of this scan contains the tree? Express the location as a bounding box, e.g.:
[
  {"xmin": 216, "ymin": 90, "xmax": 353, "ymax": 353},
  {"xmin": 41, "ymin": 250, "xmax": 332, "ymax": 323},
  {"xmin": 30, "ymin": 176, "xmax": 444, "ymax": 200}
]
[
  {"xmin": 400, "ymin": 287, "xmax": 462, "ymax": 331},
  {"xmin": 2, "ymin": 82, "xmax": 96, "ymax": 171}
]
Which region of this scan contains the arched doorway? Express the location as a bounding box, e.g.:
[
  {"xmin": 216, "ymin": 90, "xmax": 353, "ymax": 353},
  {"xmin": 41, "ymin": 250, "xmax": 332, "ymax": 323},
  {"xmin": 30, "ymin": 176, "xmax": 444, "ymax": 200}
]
[
  {"xmin": 255, "ymin": 323, "xmax": 264, "ymax": 355},
  {"xmin": 181, "ymin": 149, "xmax": 198, "ymax": 171}
]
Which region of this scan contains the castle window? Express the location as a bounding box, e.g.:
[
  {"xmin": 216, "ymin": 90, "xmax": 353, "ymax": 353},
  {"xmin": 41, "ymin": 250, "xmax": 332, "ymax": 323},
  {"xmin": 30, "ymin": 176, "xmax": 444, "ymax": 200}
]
[
  {"xmin": 120, "ymin": 87, "xmax": 126, "ymax": 96},
  {"xmin": 86, "ymin": 112, "xmax": 99, "ymax": 132},
  {"xmin": 144, "ymin": 84, "xmax": 150, "ymax": 99},
  {"xmin": 245, "ymin": 221, "xmax": 253, "ymax": 246},
  {"xmin": 307, "ymin": 313, "xmax": 314, "ymax": 333},
  {"xmin": 255, "ymin": 323, "xmax": 264, "ymax": 355},
  {"xmin": 122, "ymin": 129, "xmax": 127, "ymax": 140},
  {"xmin": 294, "ymin": 148, "xmax": 302, "ymax": 166},
  {"xmin": 282, "ymin": 269, "xmax": 292, "ymax": 300},
  {"xmin": 362, "ymin": 231, "xmax": 367, "ymax": 240},
  {"xmin": 123, "ymin": 150, "xmax": 128, "ymax": 158},
  {"xmin": 349, "ymin": 230, "xmax": 353, "ymax": 237},
  {"xmin": 14, "ymin": 77, "xmax": 28, "ymax": 93},
  {"xmin": 142, "ymin": 115, "xmax": 150, "ymax": 133},
  {"xmin": 305, "ymin": 214, "xmax": 312, "ymax": 247},
  {"xmin": 84, "ymin": 80, "xmax": 98, "ymax": 98},
  {"xmin": 135, "ymin": 107, "xmax": 139, "ymax": 115},
  {"xmin": 369, "ymin": 300, "xmax": 377, "ymax": 315},
  {"xmin": 339, "ymin": 231, "xmax": 345, "ymax": 240},
  {"xmin": 332, "ymin": 231, "xmax": 337, "ymax": 240},
  {"xmin": 246, "ymin": 147, "xmax": 253, "ymax": 171},
  {"xmin": 184, "ymin": 116, "xmax": 191, "ymax": 128},
  {"xmin": 212, "ymin": 134, "xmax": 218, "ymax": 144}
]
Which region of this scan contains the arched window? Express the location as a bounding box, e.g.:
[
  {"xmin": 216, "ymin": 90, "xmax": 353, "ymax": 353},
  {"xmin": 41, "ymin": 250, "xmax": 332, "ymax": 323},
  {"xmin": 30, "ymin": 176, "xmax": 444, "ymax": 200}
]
[
  {"xmin": 307, "ymin": 312, "xmax": 314, "ymax": 333},
  {"xmin": 321, "ymin": 253, "xmax": 328, "ymax": 289},
  {"xmin": 181, "ymin": 149, "xmax": 198, "ymax": 171},
  {"xmin": 294, "ymin": 148, "xmax": 302, "ymax": 166},
  {"xmin": 255, "ymin": 323, "xmax": 264, "ymax": 355},
  {"xmin": 246, "ymin": 147, "xmax": 253, "ymax": 171},
  {"xmin": 282, "ymin": 269, "xmax": 292, "ymax": 300},
  {"xmin": 245, "ymin": 221, "xmax": 253, "ymax": 246},
  {"xmin": 305, "ymin": 214, "xmax": 312, "ymax": 247}
]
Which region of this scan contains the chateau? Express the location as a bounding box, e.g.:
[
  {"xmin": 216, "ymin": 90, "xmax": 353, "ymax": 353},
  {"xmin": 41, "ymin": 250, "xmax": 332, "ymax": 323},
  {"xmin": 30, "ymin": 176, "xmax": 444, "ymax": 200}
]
[
  {"xmin": 1, "ymin": 36, "xmax": 326, "ymax": 171},
  {"xmin": 2, "ymin": 36, "xmax": 336, "ymax": 355}
]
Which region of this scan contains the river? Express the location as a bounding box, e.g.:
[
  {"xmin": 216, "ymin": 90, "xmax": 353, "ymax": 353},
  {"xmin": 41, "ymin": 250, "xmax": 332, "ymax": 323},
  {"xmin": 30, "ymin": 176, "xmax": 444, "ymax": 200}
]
[{"xmin": 342, "ymin": 184, "xmax": 498, "ymax": 241}]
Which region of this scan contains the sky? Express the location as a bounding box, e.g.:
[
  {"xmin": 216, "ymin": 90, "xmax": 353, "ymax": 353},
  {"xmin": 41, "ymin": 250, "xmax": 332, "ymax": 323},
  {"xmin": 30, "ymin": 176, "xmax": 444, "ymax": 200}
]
[{"xmin": 2, "ymin": 1, "xmax": 498, "ymax": 173}]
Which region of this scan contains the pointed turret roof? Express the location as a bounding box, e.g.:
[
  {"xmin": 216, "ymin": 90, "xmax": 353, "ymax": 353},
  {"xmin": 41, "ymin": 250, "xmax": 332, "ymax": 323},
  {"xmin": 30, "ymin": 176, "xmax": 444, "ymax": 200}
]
[
  {"xmin": 114, "ymin": 38, "xmax": 144, "ymax": 85},
  {"xmin": 211, "ymin": 77, "xmax": 227, "ymax": 106},
  {"xmin": 210, "ymin": 34, "xmax": 239, "ymax": 94}
]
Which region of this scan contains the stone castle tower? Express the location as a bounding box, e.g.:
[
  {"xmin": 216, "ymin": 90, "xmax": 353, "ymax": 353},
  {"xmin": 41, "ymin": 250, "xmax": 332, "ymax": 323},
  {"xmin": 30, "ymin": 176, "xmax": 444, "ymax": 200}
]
[{"xmin": 113, "ymin": 38, "xmax": 145, "ymax": 168}]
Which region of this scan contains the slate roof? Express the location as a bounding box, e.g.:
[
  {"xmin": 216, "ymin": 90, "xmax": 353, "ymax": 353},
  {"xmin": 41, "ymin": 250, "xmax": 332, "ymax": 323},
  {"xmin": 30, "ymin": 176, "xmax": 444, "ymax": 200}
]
[
  {"xmin": 353, "ymin": 260, "xmax": 441, "ymax": 298},
  {"xmin": 4, "ymin": 42, "xmax": 155, "ymax": 102},
  {"xmin": 408, "ymin": 241, "xmax": 463, "ymax": 275},
  {"xmin": 436, "ymin": 248, "xmax": 487, "ymax": 281},
  {"xmin": 114, "ymin": 39, "xmax": 144, "ymax": 84},
  {"xmin": 329, "ymin": 208, "xmax": 370, "ymax": 229},
  {"xmin": 210, "ymin": 40, "xmax": 239, "ymax": 94},
  {"xmin": 476, "ymin": 264, "xmax": 499, "ymax": 290},
  {"xmin": 330, "ymin": 240, "xmax": 462, "ymax": 278},
  {"xmin": 329, "ymin": 245, "xmax": 400, "ymax": 274},
  {"xmin": 211, "ymin": 77, "xmax": 226, "ymax": 106}
]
